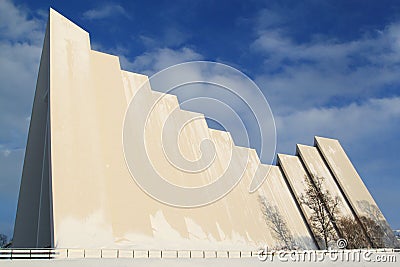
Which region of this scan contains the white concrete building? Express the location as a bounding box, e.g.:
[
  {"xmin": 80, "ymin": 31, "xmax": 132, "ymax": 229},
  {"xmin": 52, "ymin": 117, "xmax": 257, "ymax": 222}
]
[{"xmin": 12, "ymin": 9, "xmax": 398, "ymax": 252}]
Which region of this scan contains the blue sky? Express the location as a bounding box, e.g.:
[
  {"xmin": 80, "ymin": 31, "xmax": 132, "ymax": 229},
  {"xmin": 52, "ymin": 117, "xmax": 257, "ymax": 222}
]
[{"xmin": 0, "ymin": 0, "xmax": 400, "ymax": 239}]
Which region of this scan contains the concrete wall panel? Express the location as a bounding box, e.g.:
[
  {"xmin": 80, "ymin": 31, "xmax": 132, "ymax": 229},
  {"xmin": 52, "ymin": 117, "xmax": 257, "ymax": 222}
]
[
  {"xmin": 257, "ymin": 165, "xmax": 317, "ymax": 249},
  {"xmin": 277, "ymin": 154, "xmax": 339, "ymax": 248},
  {"xmin": 297, "ymin": 144, "xmax": 355, "ymax": 220},
  {"xmin": 315, "ymin": 136, "xmax": 399, "ymax": 247}
]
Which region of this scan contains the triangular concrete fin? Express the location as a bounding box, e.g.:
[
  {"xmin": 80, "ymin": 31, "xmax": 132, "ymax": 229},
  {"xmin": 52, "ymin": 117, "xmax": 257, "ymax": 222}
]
[{"xmin": 13, "ymin": 15, "xmax": 52, "ymax": 248}]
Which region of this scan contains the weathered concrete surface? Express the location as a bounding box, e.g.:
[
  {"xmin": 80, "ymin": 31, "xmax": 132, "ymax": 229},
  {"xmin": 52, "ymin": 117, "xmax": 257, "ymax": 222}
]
[
  {"xmin": 257, "ymin": 165, "xmax": 317, "ymax": 249},
  {"xmin": 296, "ymin": 144, "xmax": 355, "ymax": 220}
]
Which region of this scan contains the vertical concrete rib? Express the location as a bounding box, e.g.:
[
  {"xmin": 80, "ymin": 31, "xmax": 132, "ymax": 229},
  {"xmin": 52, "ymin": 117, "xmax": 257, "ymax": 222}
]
[
  {"xmin": 36, "ymin": 108, "xmax": 52, "ymax": 248},
  {"xmin": 256, "ymin": 165, "xmax": 318, "ymax": 249},
  {"xmin": 296, "ymin": 145, "xmax": 356, "ymax": 219},
  {"xmin": 12, "ymin": 20, "xmax": 51, "ymax": 248},
  {"xmin": 309, "ymin": 141, "xmax": 373, "ymax": 246},
  {"xmin": 315, "ymin": 136, "xmax": 399, "ymax": 248},
  {"xmin": 277, "ymin": 154, "xmax": 330, "ymax": 248}
]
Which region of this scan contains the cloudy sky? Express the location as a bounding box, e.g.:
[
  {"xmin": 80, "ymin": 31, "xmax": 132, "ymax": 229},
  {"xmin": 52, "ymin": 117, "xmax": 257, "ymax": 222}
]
[{"xmin": 1, "ymin": 0, "xmax": 400, "ymax": 239}]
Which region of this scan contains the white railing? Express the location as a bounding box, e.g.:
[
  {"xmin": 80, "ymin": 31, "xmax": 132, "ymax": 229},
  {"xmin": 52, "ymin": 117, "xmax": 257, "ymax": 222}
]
[
  {"xmin": 0, "ymin": 249, "xmax": 257, "ymax": 259},
  {"xmin": 0, "ymin": 248, "xmax": 399, "ymax": 260}
]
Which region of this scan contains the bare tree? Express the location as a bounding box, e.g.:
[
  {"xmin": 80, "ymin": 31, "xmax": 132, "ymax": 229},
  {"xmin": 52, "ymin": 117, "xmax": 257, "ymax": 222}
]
[
  {"xmin": 300, "ymin": 176, "xmax": 340, "ymax": 249},
  {"xmin": 337, "ymin": 215, "xmax": 385, "ymax": 248},
  {"xmin": 357, "ymin": 200, "xmax": 399, "ymax": 248},
  {"xmin": 337, "ymin": 216, "xmax": 370, "ymax": 248},
  {"xmin": 359, "ymin": 216, "xmax": 385, "ymax": 248},
  {"xmin": 0, "ymin": 234, "xmax": 7, "ymax": 248},
  {"xmin": 259, "ymin": 195, "xmax": 296, "ymax": 250}
]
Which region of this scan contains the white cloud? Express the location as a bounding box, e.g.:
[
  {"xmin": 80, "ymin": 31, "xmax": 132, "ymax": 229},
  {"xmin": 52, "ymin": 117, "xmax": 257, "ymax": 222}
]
[
  {"xmin": 121, "ymin": 47, "xmax": 203, "ymax": 75},
  {"xmin": 275, "ymin": 97, "xmax": 400, "ymax": 153},
  {"xmin": 0, "ymin": 0, "xmax": 44, "ymax": 149},
  {"xmin": 83, "ymin": 4, "xmax": 130, "ymax": 20},
  {"xmin": 139, "ymin": 28, "xmax": 189, "ymax": 49},
  {"xmin": 0, "ymin": 0, "xmax": 44, "ymax": 43},
  {"xmin": 2, "ymin": 149, "xmax": 11, "ymax": 157},
  {"xmin": 250, "ymin": 10, "xmax": 400, "ymax": 115},
  {"xmin": 0, "ymin": 0, "xmax": 44, "ymax": 237},
  {"xmin": 162, "ymin": 28, "xmax": 188, "ymax": 47},
  {"xmin": 0, "ymin": 148, "xmax": 24, "ymax": 238},
  {"xmin": 0, "ymin": 15, "xmax": 43, "ymax": 149},
  {"xmin": 95, "ymin": 42, "xmax": 203, "ymax": 75}
]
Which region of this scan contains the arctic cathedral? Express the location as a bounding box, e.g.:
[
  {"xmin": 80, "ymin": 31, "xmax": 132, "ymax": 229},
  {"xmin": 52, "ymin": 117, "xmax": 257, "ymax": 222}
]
[{"xmin": 12, "ymin": 9, "xmax": 399, "ymax": 253}]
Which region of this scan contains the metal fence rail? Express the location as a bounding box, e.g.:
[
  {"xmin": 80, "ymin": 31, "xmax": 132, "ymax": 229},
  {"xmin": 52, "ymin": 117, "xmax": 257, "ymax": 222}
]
[{"xmin": 0, "ymin": 249, "xmax": 57, "ymax": 259}]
